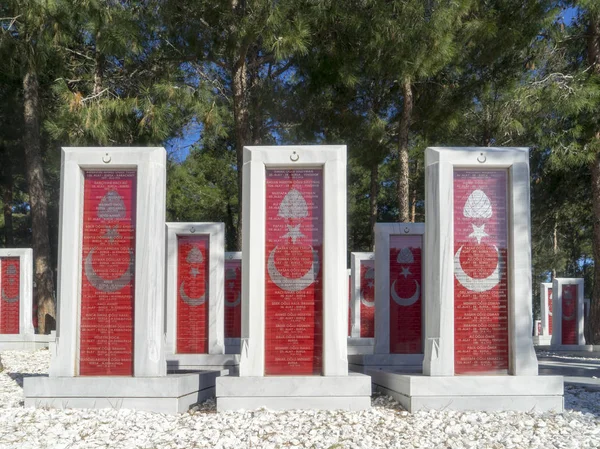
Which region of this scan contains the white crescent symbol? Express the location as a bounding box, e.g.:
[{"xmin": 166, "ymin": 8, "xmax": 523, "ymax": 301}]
[
  {"xmin": 360, "ymin": 267, "xmax": 375, "ymax": 307},
  {"xmin": 267, "ymin": 245, "xmax": 320, "ymax": 292},
  {"xmin": 454, "ymin": 245, "xmax": 501, "ymax": 292},
  {"xmin": 391, "ymin": 279, "xmax": 420, "ymax": 306},
  {"xmin": 84, "ymin": 248, "xmax": 134, "ymax": 292},
  {"xmin": 1, "ymin": 288, "xmax": 18, "ymax": 303},
  {"xmin": 224, "ymin": 267, "xmax": 241, "ymax": 307},
  {"xmin": 179, "ymin": 280, "xmax": 206, "ymax": 306},
  {"xmin": 562, "ymin": 299, "xmax": 576, "ymax": 321}
]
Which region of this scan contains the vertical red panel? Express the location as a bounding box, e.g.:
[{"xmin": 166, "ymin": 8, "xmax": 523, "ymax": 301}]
[
  {"xmin": 80, "ymin": 171, "xmax": 136, "ymax": 376},
  {"xmin": 0, "ymin": 257, "xmax": 20, "ymax": 334},
  {"xmin": 264, "ymin": 169, "xmax": 323, "ymax": 375},
  {"xmin": 548, "ymin": 288, "xmax": 553, "ymax": 335},
  {"xmin": 454, "ymin": 170, "xmax": 509, "ymax": 374},
  {"xmin": 224, "ymin": 258, "xmax": 242, "ymax": 338},
  {"xmin": 389, "ymin": 235, "xmax": 422, "ymax": 353},
  {"xmin": 359, "ymin": 260, "xmax": 375, "ymax": 338},
  {"xmin": 177, "ymin": 235, "xmax": 209, "ymax": 353},
  {"xmin": 561, "ymin": 284, "xmax": 578, "ymax": 345}
]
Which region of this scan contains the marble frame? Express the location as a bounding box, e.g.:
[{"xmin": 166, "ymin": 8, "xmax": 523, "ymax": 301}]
[
  {"xmin": 424, "ymin": 147, "xmax": 538, "ymax": 376},
  {"xmin": 551, "ymin": 278, "xmax": 585, "ymax": 346},
  {"xmin": 350, "ymin": 252, "xmax": 374, "ymax": 339},
  {"xmin": 374, "ymin": 223, "xmax": 425, "ymax": 355},
  {"xmin": 224, "ymin": 251, "xmax": 242, "ymax": 354},
  {"xmin": 239, "ymin": 145, "xmax": 348, "ymax": 377},
  {"xmin": 540, "ymin": 282, "xmax": 553, "ymax": 337},
  {"xmin": 0, "ymin": 248, "xmax": 34, "ymax": 336},
  {"xmin": 165, "ymin": 222, "xmax": 225, "ymax": 357},
  {"xmin": 51, "ymin": 147, "xmax": 167, "ymax": 377}
]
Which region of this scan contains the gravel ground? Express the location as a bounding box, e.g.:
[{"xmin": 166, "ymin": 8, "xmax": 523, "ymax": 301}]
[{"xmin": 1, "ymin": 350, "xmax": 599, "ymax": 449}]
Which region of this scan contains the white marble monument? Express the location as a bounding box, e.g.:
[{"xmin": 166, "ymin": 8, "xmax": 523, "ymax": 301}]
[
  {"xmin": 369, "ymin": 147, "xmax": 563, "ymax": 412},
  {"xmin": 349, "ymin": 224, "xmax": 425, "ymax": 372},
  {"xmin": 551, "ymin": 278, "xmax": 585, "ymax": 348},
  {"xmin": 165, "ymin": 222, "xmax": 239, "ymax": 373},
  {"xmin": 216, "ymin": 145, "xmax": 371, "ymax": 411},
  {"xmin": 24, "ymin": 147, "xmax": 216, "ymax": 414},
  {"xmin": 347, "ymin": 252, "xmax": 375, "ymax": 355},
  {"xmin": 536, "ymin": 282, "xmax": 553, "ymax": 345}
]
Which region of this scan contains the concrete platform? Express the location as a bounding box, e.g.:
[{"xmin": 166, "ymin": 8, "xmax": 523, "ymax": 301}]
[
  {"xmin": 347, "ymin": 337, "xmax": 374, "ymax": 355},
  {"xmin": 166, "ymin": 354, "xmax": 240, "ymax": 375},
  {"xmin": 533, "ymin": 336, "xmax": 552, "ymax": 346},
  {"xmin": 369, "ymin": 371, "xmax": 564, "ymax": 412},
  {"xmin": 24, "ymin": 371, "xmax": 224, "ymax": 414},
  {"xmin": 538, "ymin": 353, "xmax": 600, "ymax": 390},
  {"xmin": 216, "ymin": 374, "xmax": 372, "ymax": 411},
  {"xmin": 537, "ymin": 344, "xmax": 600, "ymax": 353},
  {"xmin": 0, "ymin": 333, "xmax": 55, "ymax": 351},
  {"xmin": 348, "ymin": 353, "xmax": 423, "ymax": 373}
]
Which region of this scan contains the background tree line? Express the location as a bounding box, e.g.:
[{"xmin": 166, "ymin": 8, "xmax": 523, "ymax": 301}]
[{"xmin": 0, "ymin": 0, "xmax": 599, "ymax": 342}]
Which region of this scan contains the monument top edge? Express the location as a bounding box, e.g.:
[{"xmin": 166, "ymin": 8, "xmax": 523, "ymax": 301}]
[
  {"xmin": 62, "ymin": 146, "xmax": 166, "ymax": 152},
  {"xmin": 243, "ymin": 145, "xmax": 346, "ymax": 165},
  {"xmin": 425, "ymin": 146, "xmax": 529, "ymax": 166}
]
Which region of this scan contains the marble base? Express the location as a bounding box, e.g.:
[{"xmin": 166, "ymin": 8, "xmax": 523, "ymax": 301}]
[
  {"xmin": 348, "ymin": 353, "xmax": 423, "ymax": 373},
  {"xmin": 224, "ymin": 338, "xmax": 240, "ymax": 355},
  {"xmin": 166, "ymin": 354, "xmax": 239, "ymax": 375},
  {"xmin": 24, "ymin": 371, "xmax": 222, "ymax": 414},
  {"xmin": 540, "ymin": 345, "xmax": 600, "ymax": 352},
  {"xmin": 369, "ymin": 371, "xmax": 564, "ymax": 412},
  {"xmin": 533, "ymin": 336, "xmax": 552, "ymax": 346},
  {"xmin": 0, "ymin": 333, "xmax": 55, "ymax": 351},
  {"xmin": 216, "ymin": 374, "xmax": 371, "ymax": 411},
  {"xmin": 347, "ymin": 337, "xmax": 374, "ymax": 355}
]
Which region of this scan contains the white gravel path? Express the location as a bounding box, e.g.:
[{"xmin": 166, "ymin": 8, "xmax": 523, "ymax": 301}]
[{"xmin": 1, "ymin": 350, "xmax": 599, "ymax": 449}]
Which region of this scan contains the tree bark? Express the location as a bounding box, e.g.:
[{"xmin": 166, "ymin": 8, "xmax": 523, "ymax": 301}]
[
  {"xmin": 397, "ymin": 77, "xmax": 412, "ymax": 222},
  {"xmin": 2, "ymin": 166, "xmax": 14, "ymax": 246},
  {"xmin": 23, "ymin": 69, "xmax": 56, "ymax": 334},
  {"xmin": 93, "ymin": 30, "xmax": 104, "ymax": 96},
  {"xmin": 369, "ymin": 162, "xmax": 378, "ymax": 251}
]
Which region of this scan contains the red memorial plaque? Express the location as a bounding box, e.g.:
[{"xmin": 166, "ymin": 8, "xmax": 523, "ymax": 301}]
[
  {"xmin": 548, "ymin": 287, "xmax": 553, "ymax": 335},
  {"xmin": 177, "ymin": 235, "xmax": 210, "ymax": 353},
  {"xmin": 264, "ymin": 169, "xmax": 323, "ymax": 375},
  {"xmin": 359, "ymin": 260, "xmax": 375, "ymax": 338},
  {"xmin": 80, "ymin": 171, "xmax": 136, "ymax": 376},
  {"xmin": 454, "ymin": 170, "xmax": 509, "ymax": 374},
  {"xmin": 389, "ymin": 235, "xmax": 422, "ymax": 353},
  {"xmin": 561, "ymin": 284, "xmax": 578, "ymax": 345},
  {"xmin": 224, "ymin": 258, "xmax": 241, "ymax": 339},
  {"xmin": 0, "ymin": 257, "xmax": 20, "ymax": 334}
]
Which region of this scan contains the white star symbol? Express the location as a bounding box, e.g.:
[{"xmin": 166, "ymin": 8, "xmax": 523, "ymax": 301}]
[
  {"xmin": 283, "ymin": 224, "xmax": 305, "ymax": 244},
  {"xmin": 102, "ymin": 225, "xmax": 121, "ymax": 244},
  {"xmin": 227, "ymin": 281, "xmax": 235, "ymax": 289},
  {"xmin": 400, "ymin": 267, "xmax": 412, "ymax": 278},
  {"xmin": 190, "ymin": 267, "xmax": 200, "ymax": 278},
  {"xmin": 468, "ymin": 224, "xmax": 489, "ymax": 244},
  {"xmin": 564, "ymin": 289, "xmax": 572, "ymax": 299},
  {"xmin": 367, "ymin": 281, "xmax": 374, "ymax": 288}
]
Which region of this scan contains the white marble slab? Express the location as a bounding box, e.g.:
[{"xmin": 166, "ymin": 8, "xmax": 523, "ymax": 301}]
[
  {"xmin": 540, "ymin": 282, "xmax": 553, "ymax": 338},
  {"xmin": 0, "ymin": 248, "xmax": 34, "ymax": 339},
  {"xmin": 551, "ymin": 278, "xmax": 585, "ymax": 346}
]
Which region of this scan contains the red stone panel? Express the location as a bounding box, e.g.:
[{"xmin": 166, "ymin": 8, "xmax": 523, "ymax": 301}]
[
  {"xmin": 224, "ymin": 258, "xmax": 242, "ymax": 339},
  {"xmin": 264, "ymin": 169, "xmax": 323, "ymax": 375},
  {"xmin": 0, "ymin": 257, "xmax": 20, "ymax": 334},
  {"xmin": 548, "ymin": 287, "xmax": 553, "ymax": 335},
  {"xmin": 454, "ymin": 170, "xmax": 509, "ymax": 374},
  {"xmin": 177, "ymin": 235, "xmax": 210, "ymax": 353},
  {"xmin": 80, "ymin": 171, "xmax": 136, "ymax": 376},
  {"xmin": 561, "ymin": 284, "xmax": 578, "ymax": 345},
  {"xmin": 389, "ymin": 235, "xmax": 422, "ymax": 353},
  {"xmin": 359, "ymin": 260, "xmax": 375, "ymax": 338}
]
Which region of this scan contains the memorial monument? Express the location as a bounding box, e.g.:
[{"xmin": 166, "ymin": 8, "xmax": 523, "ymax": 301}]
[
  {"xmin": 216, "ymin": 145, "xmax": 371, "ymax": 411},
  {"xmin": 551, "ymin": 278, "xmax": 585, "ymax": 347},
  {"xmin": 165, "ymin": 222, "xmax": 239, "ymax": 373},
  {"xmin": 536, "ymin": 282, "xmax": 553, "ymax": 345},
  {"xmin": 369, "ymin": 147, "xmax": 563, "ymax": 412},
  {"xmin": 24, "ymin": 147, "xmax": 216, "ymax": 414},
  {"xmin": 347, "ymin": 252, "xmax": 375, "ymax": 355},
  {"xmin": 224, "ymin": 251, "xmax": 242, "ymax": 354},
  {"xmin": 349, "ymin": 224, "xmax": 424, "ymax": 372}
]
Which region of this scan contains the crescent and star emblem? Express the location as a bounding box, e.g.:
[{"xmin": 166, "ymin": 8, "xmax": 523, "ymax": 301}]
[
  {"xmin": 390, "ymin": 247, "xmax": 421, "ymax": 307},
  {"xmin": 85, "ymin": 248, "xmax": 134, "ymax": 293},
  {"xmin": 1, "ymin": 263, "xmax": 19, "ymax": 302},
  {"xmin": 360, "ymin": 267, "xmax": 375, "ymax": 307},
  {"xmin": 454, "ymin": 189, "xmax": 502, "ymax": 292},
  {"xmin": 562, "ymin": 288, "xmax": 576, "ymax": 321},
  {"xmin": 179, "ymin": 246, "xmax": 206, "ymax": 307},
  {"xmin": 267, "ymin": 188, "xmax": 320, "ymax": 293},
  {"xmin": 224, "ymin": 267, "xmax": 241, "ymax": 307}
]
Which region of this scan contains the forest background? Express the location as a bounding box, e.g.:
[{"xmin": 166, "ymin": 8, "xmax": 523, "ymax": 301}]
[{"xmin": 1, "ymin": 0, "xmax": 599, "ymax": 342}]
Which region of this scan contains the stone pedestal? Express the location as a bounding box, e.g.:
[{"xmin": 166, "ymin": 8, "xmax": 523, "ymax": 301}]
[
  {"xmin": 551, "ymin": 278, "xmax": 585, "ymax": 349},
  {"xmin": 224, "ymin": 251, "xmax": 242, "ymax": 354},
  {"xmin": 24, "ymin": 147, "xmax": 215, "ymax": 414},
  {"xmin": 215, "ymin": 145, "xmax": 371, "ymax": 411},
  {"xmin": 347, "ymin": 252, "xmax": 375, "ymax": 356},
  {"xmin": 370, "ymin": 147, "xmax": 563, "ymax": 412},
  {"xmin": 349, "ymin": 224, "xmax": 424, "ymax": 373},
  {"xmin": 165, "ymin": 223, "xmax": 239, "ymax": 373}
]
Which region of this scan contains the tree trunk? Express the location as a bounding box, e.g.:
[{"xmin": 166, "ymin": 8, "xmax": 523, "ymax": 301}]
[
  {"xmin": 2, "ymin": 166, "xmax": 14, "ymax": 246},
  {"xmin": 93, "ymin": 30, "xmax": 104, "ymax": 96},
  {"xmin": 369, "ymin": 162, "xmax": 378, "ymax": 251},
  {"xmin": 397, "ymin": 77, "xmax": 412, "ymax": 222},
  {"xmin": 23, "ymin": 69, "xmax": 56, "ymax": 334}
]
